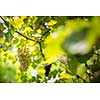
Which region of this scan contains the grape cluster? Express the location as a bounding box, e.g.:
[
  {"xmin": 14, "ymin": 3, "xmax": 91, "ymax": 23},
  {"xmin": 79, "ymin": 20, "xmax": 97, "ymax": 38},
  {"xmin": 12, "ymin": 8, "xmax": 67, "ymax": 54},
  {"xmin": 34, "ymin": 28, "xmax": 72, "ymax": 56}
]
[{"xmin": 17, "ymin": 47, "xmax": 30, "ymax": 71}]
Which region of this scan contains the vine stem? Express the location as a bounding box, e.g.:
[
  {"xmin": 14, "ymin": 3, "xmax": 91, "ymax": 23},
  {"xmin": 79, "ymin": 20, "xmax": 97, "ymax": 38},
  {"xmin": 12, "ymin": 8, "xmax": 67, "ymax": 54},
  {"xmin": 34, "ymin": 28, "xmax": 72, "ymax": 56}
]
[
  {"xmin": 15, "ymin": 31, "xmax": 38, "ymax": 43},
  {"xmin": 38, "ymin": 41, "xmax": 45, "ymax": 60},
  {"xmin": 0, "ymin": 16, "xmax": 9, "ymax": 25}
]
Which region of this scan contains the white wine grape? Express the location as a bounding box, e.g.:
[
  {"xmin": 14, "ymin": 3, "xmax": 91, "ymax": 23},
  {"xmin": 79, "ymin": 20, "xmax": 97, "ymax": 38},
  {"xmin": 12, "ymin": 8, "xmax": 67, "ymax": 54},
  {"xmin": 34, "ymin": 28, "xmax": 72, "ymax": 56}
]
[{"xmin": 17, "ymin": 46, "xmax": 30, "ymax": 71}]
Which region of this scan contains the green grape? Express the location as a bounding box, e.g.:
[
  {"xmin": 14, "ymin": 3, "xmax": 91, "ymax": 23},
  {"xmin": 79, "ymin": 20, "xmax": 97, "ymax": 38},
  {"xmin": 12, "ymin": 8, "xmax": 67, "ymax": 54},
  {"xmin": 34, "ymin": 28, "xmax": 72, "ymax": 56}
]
[
  {"xmin": 97, "ymin": 49, "xmax": 100, "ymax": 54},
  {"xmin": 17, "ymin": 46, "xmax": 30, "ymax": 71},
  {"xmin": 87, "ymin": 59, "xmax": 93, "ymax": 66},
  {"xmin": 92, "ymin": 54, "xmax": 98, "ymax": 60},
  {"xmin": 94, "ymin": 50, "xmax": 98, "ymax": 54},
  {"xmin": 85, "ymin": 47, "xmax": 100, "ymax": 82}
]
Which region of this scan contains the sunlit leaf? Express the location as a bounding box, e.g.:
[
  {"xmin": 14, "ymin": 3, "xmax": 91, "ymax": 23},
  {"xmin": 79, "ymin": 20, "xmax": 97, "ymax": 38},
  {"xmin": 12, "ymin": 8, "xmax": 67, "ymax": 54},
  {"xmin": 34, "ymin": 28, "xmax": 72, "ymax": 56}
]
[
  {"xmin": 59, "ymin": 73, "xmax": 73, "ymax": 79},
  {"xmin": 77, "ymin": 64, "xmax": 86, "ymax": 78},
  {"xmin": 12, "ymin": 37, "xmax": 19, "ymax": 44},
  {"xmin": 37, "ymin": 29, "xmax": 42, "ymax": 34},
  {"xmin": 44, "ymin": 26, "xmax": 68, "ymax": 60},
  {"xmin": 10, "ymin": 16, "xmax": 23, "ymax": 28},
  {"xmin": 43, "ymin": 56, "xmax": 57, "ymax": 64},
  {"xmin": 48, "ymin": 20, "xmax": 57, "ymax": 26},
  {"xmin": 38, "ymin": 67, "xmax": 46, "ymax": 74}
]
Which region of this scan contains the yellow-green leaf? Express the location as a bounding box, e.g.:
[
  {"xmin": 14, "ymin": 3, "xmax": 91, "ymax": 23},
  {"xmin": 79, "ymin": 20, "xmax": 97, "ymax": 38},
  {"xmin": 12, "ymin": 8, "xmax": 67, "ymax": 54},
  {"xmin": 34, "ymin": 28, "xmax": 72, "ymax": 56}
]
[
  {"xmin": 38, "ymin": 67, "xmax": 46, "ymax": 74},
  {"xmin": 43, "ymin": 56, "xmax": 57, "ymax": 64},
  {"xmin": 48, "ymin": 20, "xmax": 57, "ymax": 26},
  {"xmin": 37, "ymin": 29, "xmax": 42, "ymax": 34},
  {"xmin": 44, "ymin": 26, "xmax": 71, "ymax": 61},
  {"xmin": 11, "ymin": 16, "xmax": 23, "ymax": 28},
  {"xmin": 60, "ymin": 73, "xmax": 73, "ymax": 79}
]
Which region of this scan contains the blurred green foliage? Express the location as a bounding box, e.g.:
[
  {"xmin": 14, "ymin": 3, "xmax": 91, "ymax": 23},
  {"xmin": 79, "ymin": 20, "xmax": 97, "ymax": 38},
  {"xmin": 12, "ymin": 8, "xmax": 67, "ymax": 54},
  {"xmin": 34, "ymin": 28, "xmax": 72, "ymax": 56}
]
[{"xmin": 0, "ymin": 16, "xmax": 100, "ymax": 83}]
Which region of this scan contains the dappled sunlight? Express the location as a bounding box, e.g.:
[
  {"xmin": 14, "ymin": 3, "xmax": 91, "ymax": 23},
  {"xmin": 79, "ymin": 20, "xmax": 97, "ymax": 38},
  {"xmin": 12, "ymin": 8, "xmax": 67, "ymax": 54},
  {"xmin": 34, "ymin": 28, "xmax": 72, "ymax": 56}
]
[{"xmin": 0, "ymin": 16, "xmax": 100, "ymax": 83}]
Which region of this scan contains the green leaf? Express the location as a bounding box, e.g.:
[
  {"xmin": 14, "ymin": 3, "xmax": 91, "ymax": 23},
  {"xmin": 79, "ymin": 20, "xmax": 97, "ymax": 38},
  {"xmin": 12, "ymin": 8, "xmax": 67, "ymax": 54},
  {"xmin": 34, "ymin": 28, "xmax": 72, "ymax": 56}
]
[
  {"xmin": 4, "ymin": 32, "xmax": 13, "ymax": 42},
  {"xmin": 0, "ymin": 23, "xmax": 4, "ymax": 31},
  {"xmin": 67, "ymin": 55, "xmax": 79, "ymax": 75},
  {"xmin": 77, "ymin": 64, "xmax": 86, "ymax": 78},
  {"xmin": 48, "ymin": 20, "xmax": 57, "ymax": 26},
  {"xmin": 12, "ymin": 37, "xmax": 19, "ymax": 44},
  {"xmin": 59, "ymin": 73, "xmax": 73, "ymax": 79}
]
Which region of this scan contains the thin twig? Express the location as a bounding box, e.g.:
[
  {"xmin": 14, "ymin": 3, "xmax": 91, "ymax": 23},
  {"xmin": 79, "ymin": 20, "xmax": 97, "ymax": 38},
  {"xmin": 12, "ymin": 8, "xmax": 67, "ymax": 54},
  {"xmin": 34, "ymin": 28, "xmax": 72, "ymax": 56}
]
[
  {"xmin": 38, "ymin": 41, "xmax": 45, "ymax": 60},
  {"xmin": 15, "ymin": 31, "xmax": 38, "ymax": 43},
  {"xmin": 0, "ymin": 16, "xmax": 9, "ymax": 26}
]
